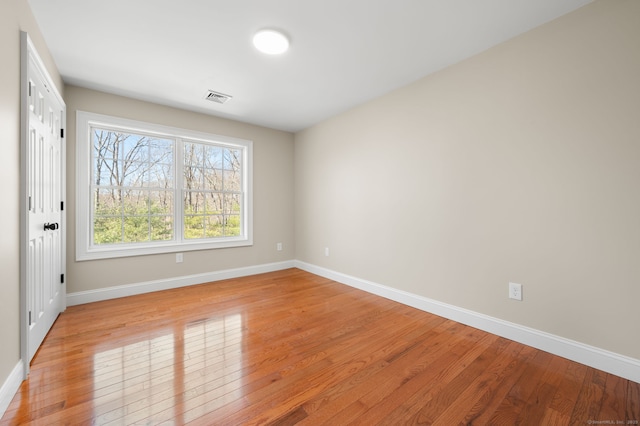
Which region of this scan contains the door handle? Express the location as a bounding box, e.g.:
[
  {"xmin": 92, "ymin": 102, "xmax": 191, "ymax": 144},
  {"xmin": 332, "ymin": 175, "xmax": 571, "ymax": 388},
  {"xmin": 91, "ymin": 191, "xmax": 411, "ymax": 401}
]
[{"xmin": 44, "ymin": 222, "xmax": 59, "ymax": 231}]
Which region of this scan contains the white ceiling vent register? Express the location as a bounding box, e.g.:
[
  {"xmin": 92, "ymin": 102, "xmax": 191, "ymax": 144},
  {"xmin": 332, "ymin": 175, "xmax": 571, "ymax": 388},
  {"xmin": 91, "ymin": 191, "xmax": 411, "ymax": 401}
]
[{"xmin": 204, "ymin": 90, "xmax": 232, "ymax": 104}]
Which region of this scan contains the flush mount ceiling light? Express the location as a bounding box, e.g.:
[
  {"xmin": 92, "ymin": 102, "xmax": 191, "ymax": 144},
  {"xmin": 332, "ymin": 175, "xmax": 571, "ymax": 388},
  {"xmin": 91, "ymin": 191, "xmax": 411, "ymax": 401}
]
[{"xmin": 253, "ymin": 29, "xmax": 289, "ymax": 55}]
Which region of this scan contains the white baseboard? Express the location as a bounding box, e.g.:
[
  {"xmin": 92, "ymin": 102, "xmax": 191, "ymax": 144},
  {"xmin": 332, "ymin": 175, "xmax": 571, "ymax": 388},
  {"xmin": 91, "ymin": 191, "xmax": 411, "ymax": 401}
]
[
  {"xmin": 67, "ymin": 260, "xmax": 296, "ymax": 306},
  {"xmin": 294, "ymin": 260, "xmax": 640, "ymax": 383},
  {"xmin": 0, "ymin": 361, "xmax": 23, "ymax": 419}
]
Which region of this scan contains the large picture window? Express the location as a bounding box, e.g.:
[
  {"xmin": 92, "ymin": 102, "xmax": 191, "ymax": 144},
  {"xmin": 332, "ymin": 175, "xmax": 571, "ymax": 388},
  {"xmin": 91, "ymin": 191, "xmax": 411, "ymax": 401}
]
[{"xmin": 76, "ymin": 111, "xmax": 252, "ymax": 260}]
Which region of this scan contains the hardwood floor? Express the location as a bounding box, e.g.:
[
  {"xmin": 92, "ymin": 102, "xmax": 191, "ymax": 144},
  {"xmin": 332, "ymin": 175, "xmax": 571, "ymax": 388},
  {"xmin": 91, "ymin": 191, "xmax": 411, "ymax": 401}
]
[{"xmin": 1, "ymin": 268, "xmax": 638, "ymax": 425}]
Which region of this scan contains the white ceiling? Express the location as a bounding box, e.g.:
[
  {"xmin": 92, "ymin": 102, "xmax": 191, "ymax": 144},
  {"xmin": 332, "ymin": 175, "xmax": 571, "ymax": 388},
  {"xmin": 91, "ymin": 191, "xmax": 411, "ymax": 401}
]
[{"xmin": 28, "ymin": 0, "xmax": 592, "ymax": 133}]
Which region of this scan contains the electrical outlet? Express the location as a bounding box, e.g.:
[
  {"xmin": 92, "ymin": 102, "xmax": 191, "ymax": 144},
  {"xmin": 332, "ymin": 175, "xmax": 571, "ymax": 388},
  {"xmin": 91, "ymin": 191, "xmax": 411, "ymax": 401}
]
[
  {"xmin": 509, "ymin": 282, "xmax": 522, "ymax": 301},
  {"xmin": 176, "ymin": 253, "xmax": 183, "ymax": 263},
  {"xmin": 324, "ymin": 247, "xmax": 330, "ymax": 257},
  {"xmin": 276, "ymin": 242, "xmax": 283, "ymax": 251}
]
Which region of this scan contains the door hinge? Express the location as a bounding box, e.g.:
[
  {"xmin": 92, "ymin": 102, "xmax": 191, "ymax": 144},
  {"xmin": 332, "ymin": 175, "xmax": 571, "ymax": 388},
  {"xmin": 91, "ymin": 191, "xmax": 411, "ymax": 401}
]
[
  {"xmin": 29, "ymin": 311, "xmax": 32, "ymax": 326},
  {"xmin": 61, "ymin": 274, "xmax": 65, "ymax": 284},
  {"xmin": 28, "ymin": 196, "xmax": 32, "ymax": 210},
  {"xmin": 28, "ymin": 81, "xmax": 31, "ymax": 97},
  {"xmin": 60, "ymin": 128, "xmax": 64, "ymax": 138},
  {"xmin": 60, "ymin": 201, "xmax": 64, "ymax": 211}
]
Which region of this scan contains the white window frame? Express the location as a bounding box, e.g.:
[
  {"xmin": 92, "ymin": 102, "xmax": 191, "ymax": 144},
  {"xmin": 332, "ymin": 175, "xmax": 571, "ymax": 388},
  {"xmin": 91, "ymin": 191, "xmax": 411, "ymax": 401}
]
[{"xmin": 76, "ymin": 111, "xmax": 253, "ymax": 261}]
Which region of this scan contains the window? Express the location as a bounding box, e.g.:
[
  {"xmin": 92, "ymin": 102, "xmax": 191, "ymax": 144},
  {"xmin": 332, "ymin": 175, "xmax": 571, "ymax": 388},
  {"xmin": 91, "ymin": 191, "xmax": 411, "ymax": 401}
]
[{"xmin": 76, "ymin": 111, "xmax": 252, "ymax": 260}]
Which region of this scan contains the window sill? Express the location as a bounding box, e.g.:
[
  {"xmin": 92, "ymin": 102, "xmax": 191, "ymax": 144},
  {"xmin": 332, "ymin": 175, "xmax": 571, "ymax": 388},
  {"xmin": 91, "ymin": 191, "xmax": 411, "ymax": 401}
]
[{"xmin": 76, "ymin": 238, "xmax": 253, "ymax": 261}]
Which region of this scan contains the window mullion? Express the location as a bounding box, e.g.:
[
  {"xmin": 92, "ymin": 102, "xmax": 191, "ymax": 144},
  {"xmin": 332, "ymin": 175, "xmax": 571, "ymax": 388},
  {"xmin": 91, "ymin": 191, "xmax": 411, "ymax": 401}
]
[{"xmin": 175, "ymin": 137, "xmax": 184, "ymax": 243}]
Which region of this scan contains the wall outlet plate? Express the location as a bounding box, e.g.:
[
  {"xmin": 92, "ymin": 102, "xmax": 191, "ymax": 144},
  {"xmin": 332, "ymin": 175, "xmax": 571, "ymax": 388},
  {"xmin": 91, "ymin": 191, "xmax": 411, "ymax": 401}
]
[{"xmin": 509, "ymin": 282, "xmax": 523, "ymax": 301}]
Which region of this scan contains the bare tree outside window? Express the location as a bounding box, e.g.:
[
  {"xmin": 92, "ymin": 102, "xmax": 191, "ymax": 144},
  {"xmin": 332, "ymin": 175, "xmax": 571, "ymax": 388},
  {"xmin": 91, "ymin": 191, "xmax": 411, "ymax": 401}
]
[
  {"xmin": 78, "ymin": 111, "xmax": 252, "ymax": 260},
  {"xmin": 183, "ymin": 141, "xmax": 242, "ymax": 239},
  {"xmin": 92, "ymin": 128, "xmax": 174, "ymax": 244},
  {"xmin": 91, "ymin": 127, "xmax": 245, "ymax": 247}
]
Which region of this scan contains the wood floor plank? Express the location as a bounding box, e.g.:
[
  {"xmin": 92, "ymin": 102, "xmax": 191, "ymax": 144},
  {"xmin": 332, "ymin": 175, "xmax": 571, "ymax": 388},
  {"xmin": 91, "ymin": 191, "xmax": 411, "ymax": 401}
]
[
  {"xmin": 460, "ymin": 344, "xmax": 538, "ymax": 425},
  {"xmin": 627, "ymin": 380, "xmax": 640, "ymax": 423},
  {"xmin": 1, "ymin": 268, "xmax": 637, "ymax": 426},
  {"xmin": 188, "ymin": 304, "xmax": 428, "ymax": 425},
  {"xmin": 541, "ymin": 407, "xmax": 572, "ymax": 426},
  {"xmin": 430, "ymin": 340, "xmax": 526, "ymax": 424},
  {"xmin": 296, "ymin": 315, "xmax": 450, "ymax": 424},
  {"xmin": 515, "ymin": 354, "xmax": 570, "ymax": 424},
  {"xmin": 550, "ymin": 359, "xmax": 589, "ymax": 419},
  {"xmin": 569, "ymin": 367, "xmax": 608, "ymax": 424},
  {"xmin": 349, "ymin": 328, "xmax": 498, "ymax": 425},
  {"xmin": 405, "ymin": 335, "xmax": 513, "ymax": 425},
  {"xmin": 146, "ymin": 296, "xmax": 406, "ymax": 424},
  {"xmin": 487, "ymin": 349, "xmax": 554, "ymax": 424},
  {"xmin": 599, "ymin": 373, "xmax": 628, "ymax": 422}
]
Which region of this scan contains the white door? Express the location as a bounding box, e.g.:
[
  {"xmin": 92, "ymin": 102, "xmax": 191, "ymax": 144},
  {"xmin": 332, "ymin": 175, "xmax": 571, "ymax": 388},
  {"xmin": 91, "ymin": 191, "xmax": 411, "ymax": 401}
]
[{"xmin": 21, "ymin": 32, "xmax": 66, "ymax": 365}]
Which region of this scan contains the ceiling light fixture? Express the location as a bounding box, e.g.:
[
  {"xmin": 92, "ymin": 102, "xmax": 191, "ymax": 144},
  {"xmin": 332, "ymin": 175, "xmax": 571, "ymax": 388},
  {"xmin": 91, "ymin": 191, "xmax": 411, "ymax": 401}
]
[{"xmin": 253, "ymin": 29, "xmax": 289, "ymax": 55}]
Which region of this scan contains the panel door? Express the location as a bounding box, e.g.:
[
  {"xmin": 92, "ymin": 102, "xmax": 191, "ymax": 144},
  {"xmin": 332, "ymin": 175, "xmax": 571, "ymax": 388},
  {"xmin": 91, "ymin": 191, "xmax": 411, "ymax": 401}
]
[{"xmin": 26, "ymin": 54, "xmax": 65, "ymax": 362}]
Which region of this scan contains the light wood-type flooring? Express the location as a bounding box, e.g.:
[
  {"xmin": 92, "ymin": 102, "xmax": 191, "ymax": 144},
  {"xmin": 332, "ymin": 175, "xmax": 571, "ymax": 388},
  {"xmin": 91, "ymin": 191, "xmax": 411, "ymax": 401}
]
[{"xmin": 1, "ymin": 268, "xmax": 638, "ymax": 425}]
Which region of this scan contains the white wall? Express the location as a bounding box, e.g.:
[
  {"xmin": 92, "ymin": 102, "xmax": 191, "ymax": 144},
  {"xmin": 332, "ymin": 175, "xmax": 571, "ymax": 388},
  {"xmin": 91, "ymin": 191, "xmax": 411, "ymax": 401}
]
[
  {"xmin": 0, "ymin": 0, "xmax": 64, "ymax": 401},
  {"xmin": 295, "ymin": 0, "xmax": 640, "ymax": 360}
]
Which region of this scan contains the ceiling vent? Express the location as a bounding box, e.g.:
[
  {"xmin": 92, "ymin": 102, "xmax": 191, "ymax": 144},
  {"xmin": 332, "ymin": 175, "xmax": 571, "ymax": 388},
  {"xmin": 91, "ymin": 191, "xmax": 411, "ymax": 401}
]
[{"xmin": 204, "ymin": 90, "xmax": 232, "ymax": 104}]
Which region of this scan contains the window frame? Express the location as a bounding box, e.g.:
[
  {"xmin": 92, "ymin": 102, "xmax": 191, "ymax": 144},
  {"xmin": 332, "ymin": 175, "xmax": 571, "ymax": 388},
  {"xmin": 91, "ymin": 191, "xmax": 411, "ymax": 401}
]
[{"xmin": 76, "ymin": 111, "xmax": 253, "ymax": 261}]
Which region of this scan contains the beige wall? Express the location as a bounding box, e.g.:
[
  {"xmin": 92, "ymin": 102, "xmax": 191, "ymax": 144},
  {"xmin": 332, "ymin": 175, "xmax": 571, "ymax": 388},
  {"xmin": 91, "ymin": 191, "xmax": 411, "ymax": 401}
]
[
  {"xmin": 65, "ymin": 86, "xmax": 295, "ymax": 293},
  {"xmin": 0, "ymin": 0, "xmax": 64, "ymax": 392},
  {"xmin": 295, "ymin": 0, "xmax": 640, "ymax": 359}
]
